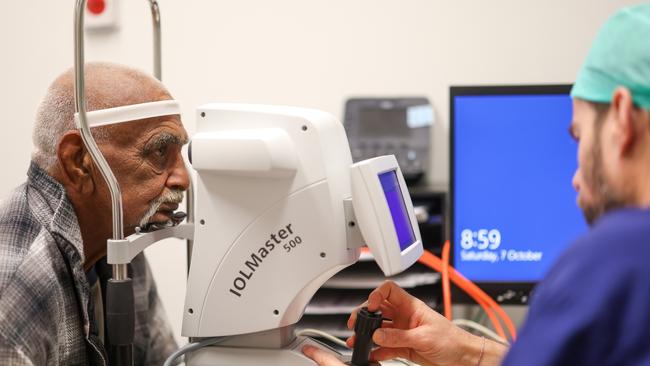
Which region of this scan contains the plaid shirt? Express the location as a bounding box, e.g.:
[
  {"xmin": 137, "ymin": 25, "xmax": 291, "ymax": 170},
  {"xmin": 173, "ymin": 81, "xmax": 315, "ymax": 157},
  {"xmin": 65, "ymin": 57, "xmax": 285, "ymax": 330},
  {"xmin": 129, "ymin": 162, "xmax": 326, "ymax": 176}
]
[{"xmin": 0, "ymin": 163, "xmax": 178, "ymax": 365}]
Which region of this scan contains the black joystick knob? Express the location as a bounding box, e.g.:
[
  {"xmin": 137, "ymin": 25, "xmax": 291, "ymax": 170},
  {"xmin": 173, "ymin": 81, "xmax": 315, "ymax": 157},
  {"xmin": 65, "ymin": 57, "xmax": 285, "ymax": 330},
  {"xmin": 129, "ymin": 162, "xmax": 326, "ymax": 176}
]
[{"xmin": 350, "ymin": 307, "xmax": 383, "ymax": 366}]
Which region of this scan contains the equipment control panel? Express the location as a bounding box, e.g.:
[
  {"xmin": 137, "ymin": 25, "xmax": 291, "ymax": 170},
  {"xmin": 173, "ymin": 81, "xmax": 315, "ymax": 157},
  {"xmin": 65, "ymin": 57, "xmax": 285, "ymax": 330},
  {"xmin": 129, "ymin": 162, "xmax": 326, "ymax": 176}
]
[{"xmin": 344, "ymin": 97, "xmax": 433, "ymax": 185}]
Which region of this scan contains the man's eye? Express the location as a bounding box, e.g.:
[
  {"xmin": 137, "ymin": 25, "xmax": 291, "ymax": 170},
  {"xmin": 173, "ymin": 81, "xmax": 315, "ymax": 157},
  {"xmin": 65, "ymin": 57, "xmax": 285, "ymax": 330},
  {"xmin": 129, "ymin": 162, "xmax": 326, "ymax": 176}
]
[
  {"xmin": 145, "ymin": 145, "xmax": 170, "ymax": 170},
  {"xmin": 150, "ymin": 146, "xmax": 169, "ymax": 159}
]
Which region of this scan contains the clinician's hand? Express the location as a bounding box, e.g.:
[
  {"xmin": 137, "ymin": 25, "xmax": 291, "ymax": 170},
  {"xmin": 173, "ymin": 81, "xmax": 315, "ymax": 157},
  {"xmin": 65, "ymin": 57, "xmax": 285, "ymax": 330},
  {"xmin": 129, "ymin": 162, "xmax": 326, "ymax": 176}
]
[{"xmin": 304, "ymin": 281, "xmax": 508, "ymax": 366}]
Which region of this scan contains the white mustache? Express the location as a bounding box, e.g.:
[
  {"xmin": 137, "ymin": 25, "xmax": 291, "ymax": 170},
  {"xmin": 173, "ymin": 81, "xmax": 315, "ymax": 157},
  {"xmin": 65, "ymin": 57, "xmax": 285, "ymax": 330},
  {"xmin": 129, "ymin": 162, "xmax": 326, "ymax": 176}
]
[{"xmin": 138, "ymin": 189, "xmax": 185, "ymax": 228}]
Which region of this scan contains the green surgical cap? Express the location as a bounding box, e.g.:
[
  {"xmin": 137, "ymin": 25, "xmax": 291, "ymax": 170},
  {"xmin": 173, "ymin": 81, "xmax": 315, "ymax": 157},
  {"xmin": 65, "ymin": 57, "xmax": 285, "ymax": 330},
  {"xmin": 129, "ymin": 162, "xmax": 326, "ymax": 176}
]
[{"xmin": 571, "ymin": 4, "xmax": 650, "ymax": 108}]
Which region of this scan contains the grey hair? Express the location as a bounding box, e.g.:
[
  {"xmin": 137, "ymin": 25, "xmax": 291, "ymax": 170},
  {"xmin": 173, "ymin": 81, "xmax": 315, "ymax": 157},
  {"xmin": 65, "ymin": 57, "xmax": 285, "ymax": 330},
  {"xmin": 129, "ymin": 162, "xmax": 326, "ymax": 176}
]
[
  {"xmin": 31, "ymin": 82, "xmax": 110, "ymax": 170},
  {"xmin": 31, "ymin": 62, "xmax": 170, "ymax": 171}
]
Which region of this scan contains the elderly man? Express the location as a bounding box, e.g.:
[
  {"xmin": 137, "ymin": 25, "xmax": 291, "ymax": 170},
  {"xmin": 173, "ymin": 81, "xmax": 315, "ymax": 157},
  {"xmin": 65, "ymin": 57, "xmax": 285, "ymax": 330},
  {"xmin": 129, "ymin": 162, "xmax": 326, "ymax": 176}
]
[
  {"xmin": 305, "ymin": 4, "xmax": 650, "ymax": 366},
  {"xmin": 0, "ymin": 62, "xmax": 188, "ymax": 365}
]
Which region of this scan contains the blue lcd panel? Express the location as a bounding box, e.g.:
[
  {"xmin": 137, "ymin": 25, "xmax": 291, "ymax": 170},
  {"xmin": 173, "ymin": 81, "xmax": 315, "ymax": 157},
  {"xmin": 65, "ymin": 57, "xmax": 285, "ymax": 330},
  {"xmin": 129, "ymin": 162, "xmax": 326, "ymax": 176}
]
[
  {"xmin": 453, "ymin": 92, "xmax": 587, "ymax": 283},
  {"xmin": 379, "ymin": 170, "xmax": 415, "ymax": 251}
]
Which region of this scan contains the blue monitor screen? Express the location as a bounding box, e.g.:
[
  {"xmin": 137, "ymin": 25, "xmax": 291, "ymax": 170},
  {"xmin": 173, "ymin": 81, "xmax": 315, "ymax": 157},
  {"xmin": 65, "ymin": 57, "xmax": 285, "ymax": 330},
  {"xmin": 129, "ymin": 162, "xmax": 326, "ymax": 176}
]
[
  {"xmin": 379, "ymin": 170, "xmax": 416, "ymax": 251},
  {"xmin": 452, "ymin": 91, "xmax": 587, "ymax": 282}
]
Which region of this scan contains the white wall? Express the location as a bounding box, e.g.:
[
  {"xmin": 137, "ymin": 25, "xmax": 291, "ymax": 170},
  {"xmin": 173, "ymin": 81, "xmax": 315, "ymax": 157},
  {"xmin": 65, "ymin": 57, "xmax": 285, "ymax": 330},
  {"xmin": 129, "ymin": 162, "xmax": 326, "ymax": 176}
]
[{"xmin": 1, "ymin": 0, "xmax": 638, "ymax": 343}]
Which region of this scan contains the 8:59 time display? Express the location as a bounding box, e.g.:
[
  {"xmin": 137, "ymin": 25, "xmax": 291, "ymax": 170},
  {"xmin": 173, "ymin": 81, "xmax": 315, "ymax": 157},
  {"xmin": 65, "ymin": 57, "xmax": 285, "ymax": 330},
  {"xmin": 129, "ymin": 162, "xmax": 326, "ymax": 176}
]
[{"xmin": 460, "ymin": 229, "xmax": 502, "ymax": 250}]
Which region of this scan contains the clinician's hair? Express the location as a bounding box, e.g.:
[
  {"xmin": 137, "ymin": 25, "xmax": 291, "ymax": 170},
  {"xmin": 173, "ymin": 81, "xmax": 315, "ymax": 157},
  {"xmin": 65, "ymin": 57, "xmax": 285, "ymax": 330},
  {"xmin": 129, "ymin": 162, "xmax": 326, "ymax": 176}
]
[
  {"xmin": 587, "ymin": 100, "xmax": 650, "ymax": 139},
  {"xmin": 32, "ymin": 62, "xmax": 171, "ymax": 170}
]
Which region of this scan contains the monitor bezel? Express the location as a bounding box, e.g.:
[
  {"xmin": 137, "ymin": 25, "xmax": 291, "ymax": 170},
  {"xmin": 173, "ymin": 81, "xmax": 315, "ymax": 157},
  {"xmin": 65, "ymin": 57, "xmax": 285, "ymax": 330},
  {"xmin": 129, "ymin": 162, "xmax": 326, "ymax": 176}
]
[{"xmin": 449, "ymin": 84, "xmax": 573, "ymax": 305}]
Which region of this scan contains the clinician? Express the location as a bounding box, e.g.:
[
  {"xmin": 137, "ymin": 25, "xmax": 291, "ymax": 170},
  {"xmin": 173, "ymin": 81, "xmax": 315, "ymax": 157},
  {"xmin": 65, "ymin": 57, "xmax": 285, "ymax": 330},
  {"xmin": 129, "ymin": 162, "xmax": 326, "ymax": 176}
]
[{"xmin": 304, "ymin": 4, "xmax": 650, "ymax": 365}]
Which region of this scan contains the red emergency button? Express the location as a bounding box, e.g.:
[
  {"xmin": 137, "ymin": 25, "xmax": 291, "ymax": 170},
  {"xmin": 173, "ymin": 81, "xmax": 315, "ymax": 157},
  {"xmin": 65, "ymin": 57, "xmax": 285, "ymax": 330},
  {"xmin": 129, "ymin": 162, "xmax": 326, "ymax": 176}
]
[{"xmin": 87, "ymin": 0, "xmax": 106, "ymax": 15}]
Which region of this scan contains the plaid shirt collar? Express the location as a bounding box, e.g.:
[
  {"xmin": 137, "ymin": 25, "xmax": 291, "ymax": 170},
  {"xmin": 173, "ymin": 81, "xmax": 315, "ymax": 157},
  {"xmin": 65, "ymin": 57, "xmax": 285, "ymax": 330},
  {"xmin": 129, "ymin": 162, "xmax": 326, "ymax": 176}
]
[
  {"xmin": 27, "ymin": 162, "xmax": 94, "ymax": 335},
  {"xmin": 27, "ymin": 162, "xmax": 85, "ymax": 261}
]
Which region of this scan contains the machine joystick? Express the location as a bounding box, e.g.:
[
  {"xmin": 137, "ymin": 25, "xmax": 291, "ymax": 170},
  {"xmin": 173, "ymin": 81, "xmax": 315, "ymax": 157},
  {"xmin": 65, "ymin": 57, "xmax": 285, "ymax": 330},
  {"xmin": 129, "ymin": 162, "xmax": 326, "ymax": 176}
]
[{"xmin": 349, "ymin": 307, "xmax": 383, "ymax": 366}]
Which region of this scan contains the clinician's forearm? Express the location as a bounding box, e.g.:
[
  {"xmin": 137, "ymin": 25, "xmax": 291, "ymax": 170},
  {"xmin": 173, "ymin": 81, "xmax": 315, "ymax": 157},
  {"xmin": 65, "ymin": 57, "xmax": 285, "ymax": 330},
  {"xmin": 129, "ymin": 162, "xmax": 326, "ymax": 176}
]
[{"xmin": 456, "ymin": 334, "xmax": 508, "ymax": 366}]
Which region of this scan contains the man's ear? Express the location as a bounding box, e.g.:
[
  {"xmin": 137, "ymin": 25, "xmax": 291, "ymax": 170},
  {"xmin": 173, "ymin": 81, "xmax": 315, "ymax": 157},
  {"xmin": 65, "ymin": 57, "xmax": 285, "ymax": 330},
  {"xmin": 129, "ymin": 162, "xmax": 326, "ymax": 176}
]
[
  {"xmin": 56, "ymin": 131, "xmax": 96, "ymax": 195},
  {"xmin": 611, "ymin": 87, "xmax": 636, "ymax": 156}
]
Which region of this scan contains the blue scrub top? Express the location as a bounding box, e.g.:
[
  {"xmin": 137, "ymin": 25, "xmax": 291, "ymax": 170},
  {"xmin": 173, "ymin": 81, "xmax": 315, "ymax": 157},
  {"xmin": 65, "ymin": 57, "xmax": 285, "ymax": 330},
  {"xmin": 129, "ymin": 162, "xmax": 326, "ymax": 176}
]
[{"xmin": 503, "ymin": 207, "xmax": 650, "ymax": 365}]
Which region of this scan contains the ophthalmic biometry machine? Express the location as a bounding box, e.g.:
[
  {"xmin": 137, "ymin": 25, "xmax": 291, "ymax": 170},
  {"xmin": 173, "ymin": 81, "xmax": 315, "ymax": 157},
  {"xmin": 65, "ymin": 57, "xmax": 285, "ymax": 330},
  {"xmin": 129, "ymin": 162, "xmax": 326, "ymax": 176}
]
[{"xmin": 180, "ymin": 104, "xmax": 423, "ymax": 365}]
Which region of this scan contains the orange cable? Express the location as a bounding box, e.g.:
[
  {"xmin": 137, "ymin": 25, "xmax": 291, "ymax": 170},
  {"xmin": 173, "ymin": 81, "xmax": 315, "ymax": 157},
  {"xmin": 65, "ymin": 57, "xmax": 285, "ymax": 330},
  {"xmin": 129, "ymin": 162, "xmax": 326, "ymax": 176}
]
[
  {"xmin": 422, "ymin": 249, "xmax": 515, "ymax": 339},
  {"xmin": 456, "ymin": 268, "xmax": 517, "ymax": 340},
  {"xmin": 441, "ymin": 241, "xmax": 452, "ymax": 320},
  {"xmin": 419, "ymin": 249, "xmax": 517, "ymax": 341},
  {"xmin": 474, "ymin": 293, "xmax": 503, "ymax": 340},
  {"xmin": 418, "ymin": 250, "xmax": 507, "ymax": 339}
]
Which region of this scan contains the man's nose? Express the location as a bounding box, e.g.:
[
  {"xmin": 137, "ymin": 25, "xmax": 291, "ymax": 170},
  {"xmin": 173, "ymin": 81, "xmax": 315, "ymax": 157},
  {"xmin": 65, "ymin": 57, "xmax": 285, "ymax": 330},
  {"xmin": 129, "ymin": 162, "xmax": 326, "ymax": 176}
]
[{"xmin": 167, "ymin": 154, "xmax": 190, "ymax": 191}]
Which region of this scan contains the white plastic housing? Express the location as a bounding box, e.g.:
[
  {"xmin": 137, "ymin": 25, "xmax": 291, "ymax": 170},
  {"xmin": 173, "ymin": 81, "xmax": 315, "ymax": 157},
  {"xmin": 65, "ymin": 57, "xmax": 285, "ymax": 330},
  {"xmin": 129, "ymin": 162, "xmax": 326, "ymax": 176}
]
[
  {"xmin": 182, "ymin": 104, "xmax": 360, "ymax": 337},
  {"xmin": 191, "ymin": 128, "xmax": 297, "ymax": 178},
  {"xmin": 351, "ymin": 156, "xmax": 423, "ymax": 276}
]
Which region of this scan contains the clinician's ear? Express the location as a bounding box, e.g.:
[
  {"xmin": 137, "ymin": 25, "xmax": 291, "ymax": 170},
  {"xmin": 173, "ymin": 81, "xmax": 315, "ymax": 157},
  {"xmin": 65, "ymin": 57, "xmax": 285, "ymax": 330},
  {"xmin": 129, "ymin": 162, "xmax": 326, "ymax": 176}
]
[
  {"xmin": 610, "ymin": 87, "xmax": 636, "ymax": 156},
  {"xmin": 56, "ymin": 131, "xmax": 96, "ymax": 195}
]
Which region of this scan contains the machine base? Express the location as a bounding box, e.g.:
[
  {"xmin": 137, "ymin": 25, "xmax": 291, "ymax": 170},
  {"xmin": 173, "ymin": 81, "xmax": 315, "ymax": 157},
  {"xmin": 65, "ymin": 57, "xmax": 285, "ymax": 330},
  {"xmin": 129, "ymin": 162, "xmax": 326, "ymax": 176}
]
[{"xmin": 186, "ymin": 336, "xmax": 348, "ymax": 366}]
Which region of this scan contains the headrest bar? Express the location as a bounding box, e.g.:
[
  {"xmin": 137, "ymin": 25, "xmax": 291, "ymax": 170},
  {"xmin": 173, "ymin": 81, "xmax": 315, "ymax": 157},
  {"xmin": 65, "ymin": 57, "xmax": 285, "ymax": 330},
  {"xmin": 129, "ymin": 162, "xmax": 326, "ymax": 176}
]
[{"xmin": 74, "ymin": 100, "xmax": 181, "ymax": 128}]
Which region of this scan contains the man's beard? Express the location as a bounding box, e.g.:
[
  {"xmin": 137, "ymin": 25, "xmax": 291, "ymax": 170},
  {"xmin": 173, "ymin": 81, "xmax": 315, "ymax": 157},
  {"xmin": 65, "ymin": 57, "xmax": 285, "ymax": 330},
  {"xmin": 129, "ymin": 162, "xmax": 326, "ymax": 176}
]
[
  {"xmin": 580, "ymin": 133, "xmax": 626, "ymax": 225},
  {"xmin": 137, "ymin": 189, "xmax": 185, "ymax": 228}
]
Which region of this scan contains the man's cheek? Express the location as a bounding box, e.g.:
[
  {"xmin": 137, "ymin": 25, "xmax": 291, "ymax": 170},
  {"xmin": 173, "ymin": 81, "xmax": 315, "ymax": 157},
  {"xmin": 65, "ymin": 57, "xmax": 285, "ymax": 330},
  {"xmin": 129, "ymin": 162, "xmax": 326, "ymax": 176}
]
[
  {"xmin": 124, "ymin": 205, "xmax": 147, "ymax": 227},
  {"xmin": 132, "ymin": 176, "xmax": 167, "ymax": 201},
  {"xmin": 122, "ymin": 190, "xmax": 155, "ymax": 223}
]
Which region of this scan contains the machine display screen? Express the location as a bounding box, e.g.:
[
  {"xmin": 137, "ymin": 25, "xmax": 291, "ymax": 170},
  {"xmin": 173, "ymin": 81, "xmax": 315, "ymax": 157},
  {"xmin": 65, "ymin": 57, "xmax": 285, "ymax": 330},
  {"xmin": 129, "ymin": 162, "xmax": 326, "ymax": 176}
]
[
  {"xmin": 379, "ymin": 170, "xmax": 415, "ymax": 251},
  {"xmin": 452, "ymin": 90, "xmax": 587, "ymax": 283},
  {"xmin": 358, "ymin": 105, "xmax": 433, "ymax": 137},
  {"xmin": 360, "ymin": 108, "xmax": 409, "ymax": 136}
]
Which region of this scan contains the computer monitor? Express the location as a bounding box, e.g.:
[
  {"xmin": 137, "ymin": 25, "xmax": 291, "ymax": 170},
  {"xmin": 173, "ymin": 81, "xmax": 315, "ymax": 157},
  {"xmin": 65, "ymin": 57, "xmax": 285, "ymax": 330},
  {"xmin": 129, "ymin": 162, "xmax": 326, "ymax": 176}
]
[{"xmin": 450, "ymin": 85, "xmax": 587, "ymax": 304}]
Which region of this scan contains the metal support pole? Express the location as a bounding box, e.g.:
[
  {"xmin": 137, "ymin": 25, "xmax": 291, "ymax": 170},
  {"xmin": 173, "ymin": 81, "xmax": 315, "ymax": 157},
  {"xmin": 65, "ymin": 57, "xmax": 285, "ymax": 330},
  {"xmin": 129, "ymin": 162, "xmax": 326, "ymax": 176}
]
[
  {"xmin": 186, "ymin": 173, "xmax": 194, "ymax": 273},
  {"xmin": 149, "ymin": 0, "xmax": 162, "ymax": 79},
  {"xmin": 74, "ymin": 0, "xmax": 126, "ymax": 249},
  {"xmin": 73, "ymin": 1, "xmax": 168, "ymax": 365}
]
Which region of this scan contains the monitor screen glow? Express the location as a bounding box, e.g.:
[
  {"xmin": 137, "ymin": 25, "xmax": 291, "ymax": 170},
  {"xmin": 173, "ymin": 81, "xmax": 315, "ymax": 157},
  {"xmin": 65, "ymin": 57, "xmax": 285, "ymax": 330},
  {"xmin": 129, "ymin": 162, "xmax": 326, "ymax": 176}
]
[
  {"xmin": 379, "ymin": 170, "xmax": 416, "ymax": 251},
  {"xmin": 452, "ymin": 90, "xmax": 588, "ymax": 283}
]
